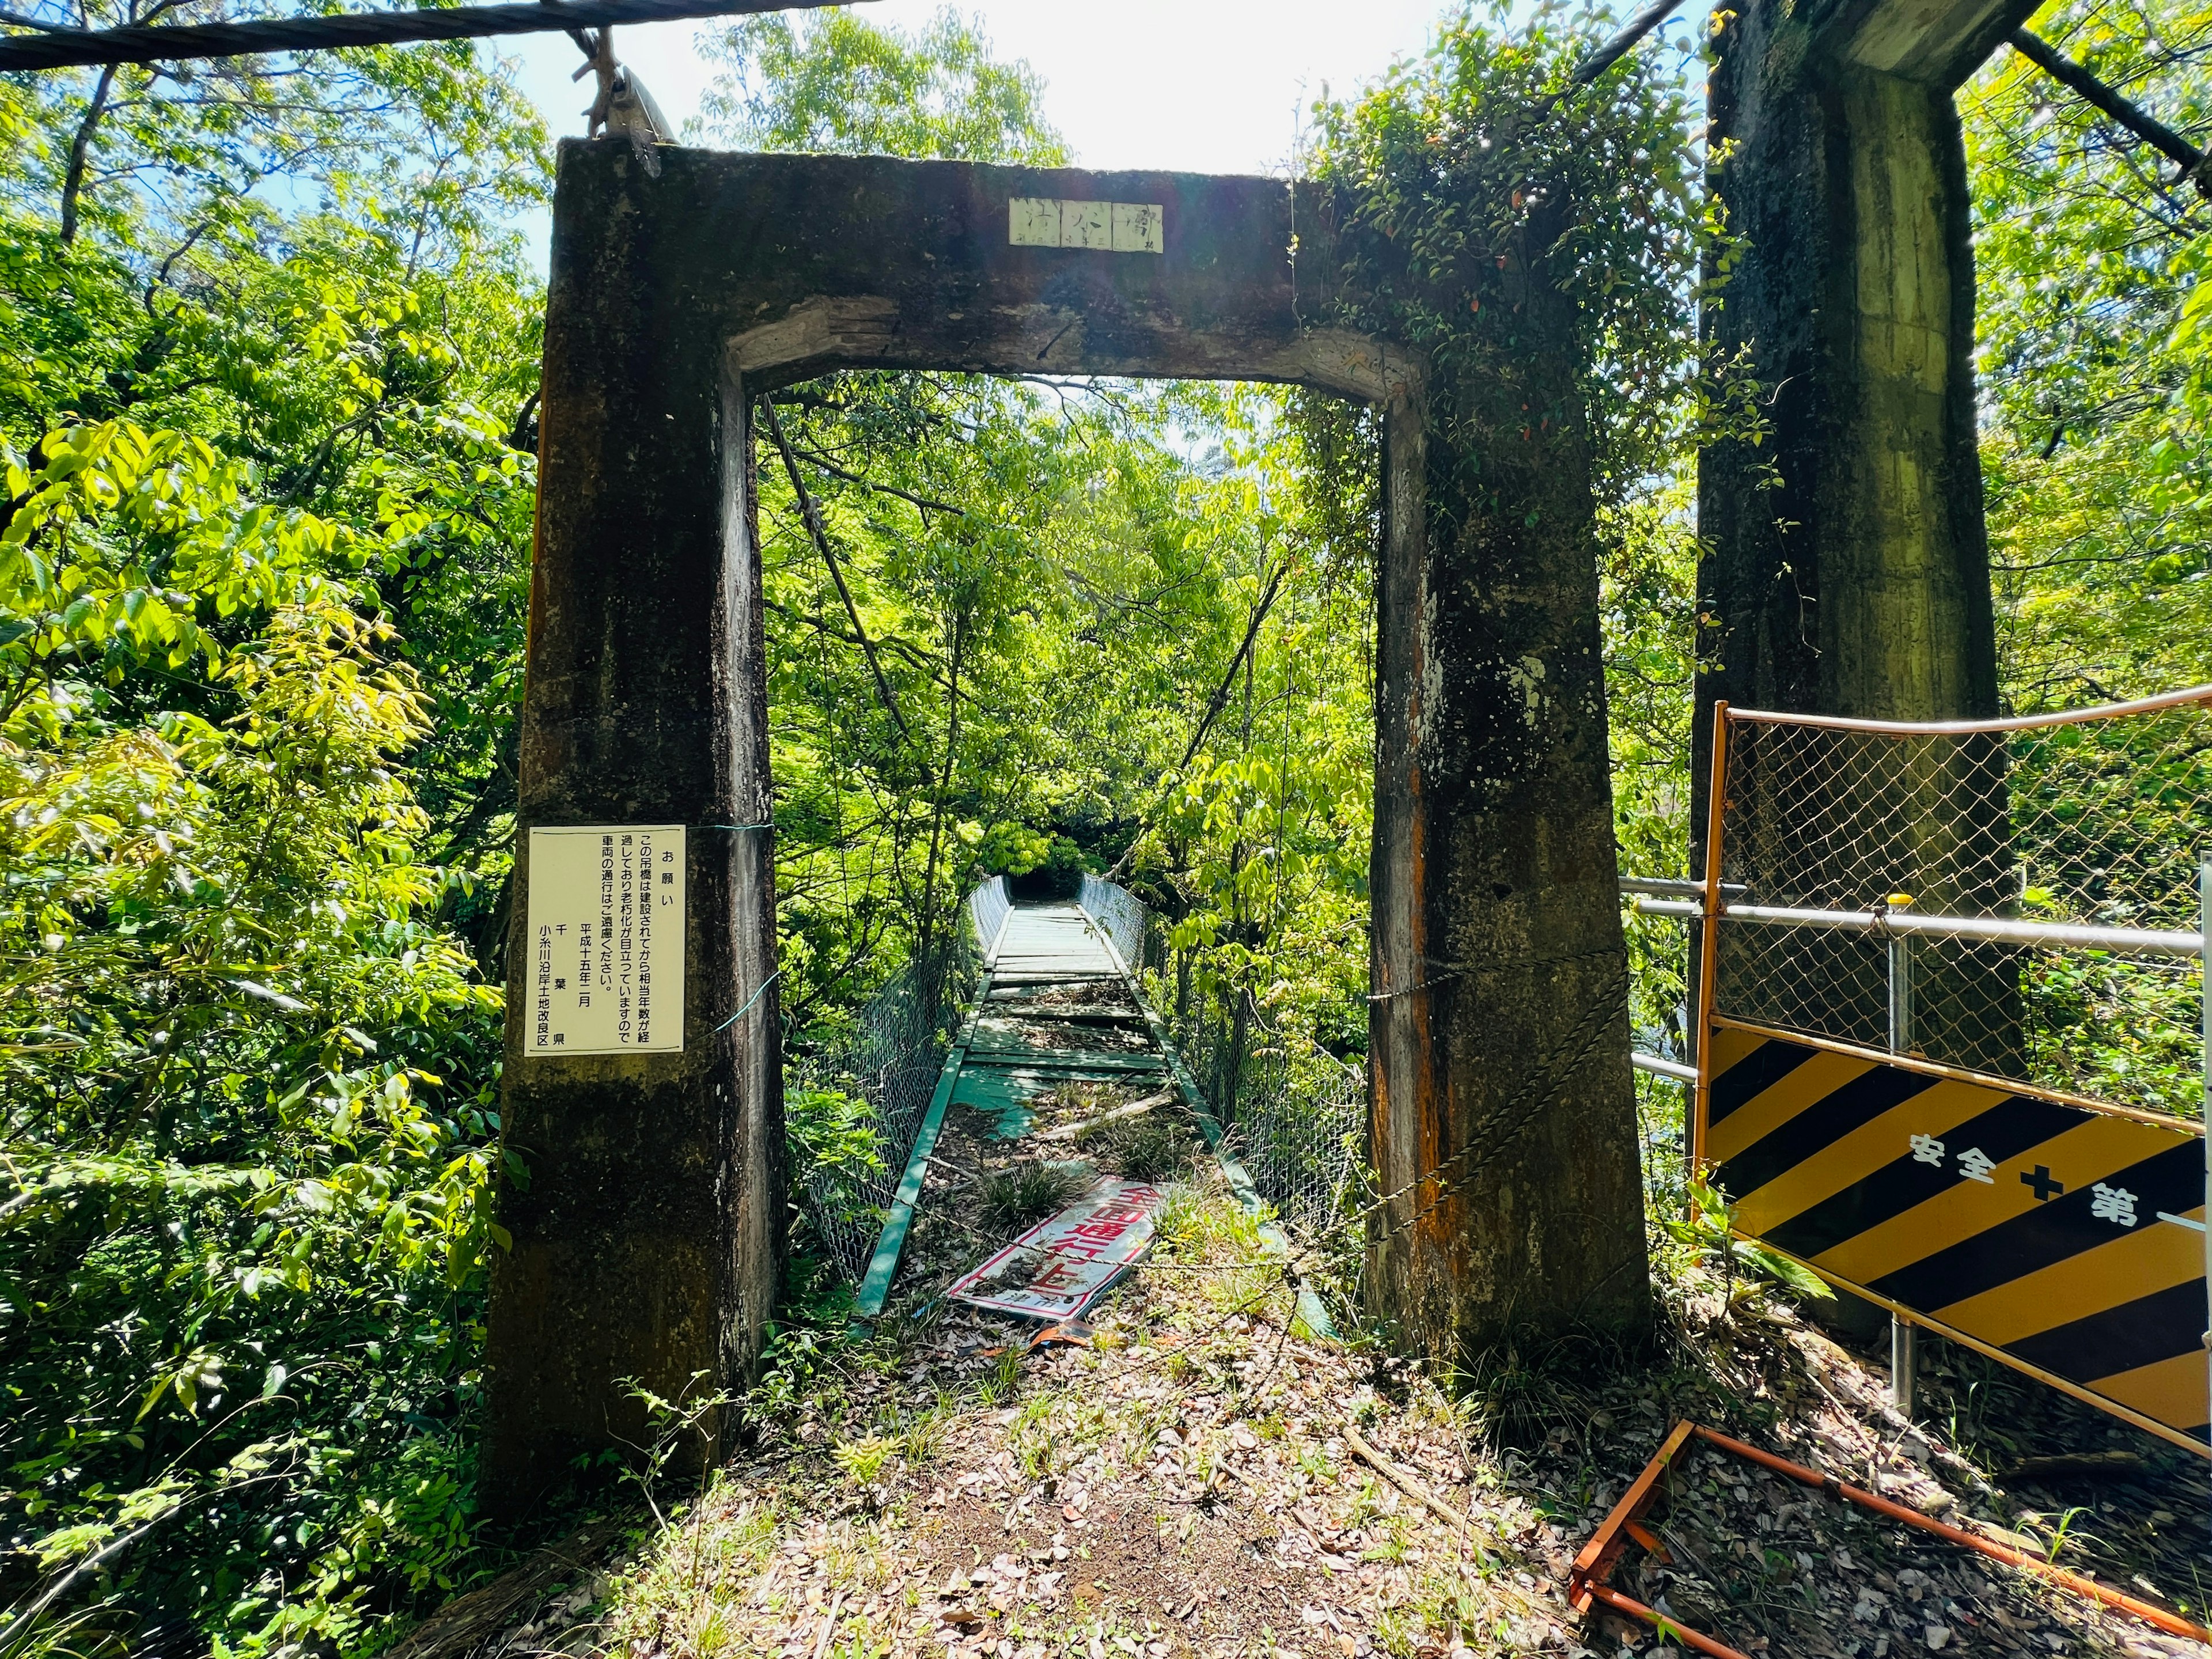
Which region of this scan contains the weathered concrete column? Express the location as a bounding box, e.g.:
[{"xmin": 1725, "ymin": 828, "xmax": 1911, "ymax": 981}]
[
  {"xmin": 1366, "ymin": 219, "xmax": 1652, "ymax": 1357},
  {"xmin": 483, "ymin": 146, "xmax": 783, "ymax": 1512},
  {"xmin": 1696, "ymin": 0, "xmax": 2038, "ymax": 732}
]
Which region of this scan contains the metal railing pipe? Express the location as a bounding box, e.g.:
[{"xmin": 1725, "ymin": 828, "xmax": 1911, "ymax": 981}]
[
  {"xmin": 1724, "ymin": 682, "xmax": 2212, "ymax": 735},
  {"xmin": 1629, "ymin": 895, "xmax": 2204, "ymax": 959},
  {"xmin": 1619, "ymin": 875, "xmax": 1701, "ymax": 898},
  {"xmin": 1619, "ymin": 876, "xmax": 1745, "ymax": 899},
  {"xmin": 1630, "ymin": 1051, "xmax": 1697, "ymax": 1084}
]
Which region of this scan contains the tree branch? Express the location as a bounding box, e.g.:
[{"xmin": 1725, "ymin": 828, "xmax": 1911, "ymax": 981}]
[
  {"xmin": 505, "ymin": 385, "xmax": 540, "ymax": 453},
  {"xmin": 1179, "ymin": 560, "xmax": 1290, "ymax": 772},
  {"xmin": 1103, "ymin": 559, "xmax": 1293, "ymax": 884},
  {"xmin": 59, "ymin": 60, "xmax": 117, "ymax": 243},
  {"xmin": 756, "ymin": 396, "xmax": 914, "ymax": 747},
  {"xmin": 2010, "ymin": 29, "xmax": 2211, "ymax": 196},
  {"xmin": 777, "ymin": 435, "xmax": 965, "ymax": 518}
]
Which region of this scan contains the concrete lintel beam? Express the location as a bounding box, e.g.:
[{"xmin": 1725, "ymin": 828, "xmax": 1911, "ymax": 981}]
[
  {"xmin": 728, "ymin": 298, "xmax": 1421, "ymax": 405},
  {"xmin": 1809, "ymin": 0, "xmax": 2046, "ymax": 85}
]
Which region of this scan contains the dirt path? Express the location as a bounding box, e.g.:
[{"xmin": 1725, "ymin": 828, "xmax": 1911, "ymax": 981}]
[{"xmin": 472, "ymin": 1168, "xmax": 2207, "ymax": 1659}]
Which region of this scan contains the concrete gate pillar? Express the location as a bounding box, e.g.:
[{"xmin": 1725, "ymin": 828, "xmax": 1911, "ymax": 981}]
[
  {"xmin": 1691, "ymin": 0, "xmax": 2044, "ymax": 1322},
  {"xmin": 482, "ymin": 157, "xmax": 783, "ymax": 1508},
  {"xmin": 1365, "ymin": 225, "xmax": 1653, "ymax": 1358},
  {"xmin": 1695, "ymin": 0, "xmax": 2039, "ymax": 735},
  {"xmin": 484, "ymin": 144, "xmax": 1653, "ymax": 1502}
]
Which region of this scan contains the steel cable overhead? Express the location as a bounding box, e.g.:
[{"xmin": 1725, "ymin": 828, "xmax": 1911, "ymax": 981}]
[{"xmin": 0, "ymin": 0, "xmax": 859, "ymax": 73}]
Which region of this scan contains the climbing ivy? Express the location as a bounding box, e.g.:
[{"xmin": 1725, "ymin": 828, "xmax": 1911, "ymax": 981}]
[{"xmin": 1302, "ymin": 2, "xmax": 1743, "ymax": 524}]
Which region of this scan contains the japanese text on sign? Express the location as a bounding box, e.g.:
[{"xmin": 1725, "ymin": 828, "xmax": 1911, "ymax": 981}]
[
  {"xmin": 948, "ymin": 1179, "xmax": 1165, "ymax": 1320},
  {"xmin": 525, "ymin": 824, "xmax": 684, "ymax": 1056},
  {"xmin": 1008, "ymin": 198, "xmax": 1164, "ymax": 253},
  {"xmin": 1908, "ymin": 1132, "xmax": 2147, "ymax": 1225}
]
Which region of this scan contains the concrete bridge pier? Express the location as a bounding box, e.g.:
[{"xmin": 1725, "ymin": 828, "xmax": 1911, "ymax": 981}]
[
  {"xmin": 1695, "ymin": 0, "xmax": 2039, "ymax": 732},
  {"xmin": 1691, "ymin": 0, "xmax": 2046, "ymax": 1341}
]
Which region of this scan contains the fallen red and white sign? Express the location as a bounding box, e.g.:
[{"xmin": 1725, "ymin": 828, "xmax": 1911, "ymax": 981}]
[{"xmin": 949, "ymin": 1177, "xmax": 1166, "ymax": 1321}]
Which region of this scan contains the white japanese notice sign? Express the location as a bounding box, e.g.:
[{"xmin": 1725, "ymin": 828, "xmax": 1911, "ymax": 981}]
[
  {"xmin": 948, "ymin": 1178, "xmax": 1165, "ymax": 1320},
  {"xmin": 524, "ymin": 824, "xmax": 684, "ymax": 1056}
]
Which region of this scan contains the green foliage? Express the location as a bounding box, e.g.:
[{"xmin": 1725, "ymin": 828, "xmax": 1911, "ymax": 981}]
[
  {"xmin": 0, "ymin": 421, "xmax": 505, "ymax": 1650},
  {"xmin": 830, "ymin": 1431, "xmax": 895, "ymax": 1487},
  {"xmin": 691, "ymin": 6, "xmax": 1069, "ymax": 164},
  {"xmin": 783, "ymin": 1085, "xmax": 884, "ymax": 1207},
  {"xmin": 975, "ymin": 1161, "xmax": 1091, "ymax": 1234},
  {"xmin": 1099, "ymin": 385, "xmax": 1378, "ymax": 1111},
  {"xmin": 0, "ymin": 18, "xmax": 544, "ymax": 256},
  {"xmin": 1965, "ymin": 0, "xmax": 2212, "ymax": 702},
  {"xmin": 2021, "ymin": 952, "xmax": 2206, "ymax": 1118},
  {"xmin": 1663, "ymin": 1178, "xmax": 1836, "ymax": 1304},
  {"xmin": 619, "ymin": 1372, "xmax": 732, "ymax": 1528},
  {"xmin": 0, "ymin": 27, "xmax": 545, "ymax": 1656},
  {"xmin": 1094, "ymin": 1113, "xmax": 1196, "ymax": 1184},
  {"xmin": 1304, "ymin": 1, "xmax": 1729, "ymax": 516}
]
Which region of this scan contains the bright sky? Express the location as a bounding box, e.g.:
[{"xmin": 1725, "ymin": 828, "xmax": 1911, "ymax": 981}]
[{"xmin": 501, "ymin": 0, "xmax": 1461, "ymax": 263}]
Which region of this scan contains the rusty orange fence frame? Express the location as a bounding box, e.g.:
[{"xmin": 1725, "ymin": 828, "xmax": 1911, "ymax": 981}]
[
  {"xmin": 1685, "ymin": 691, "xmax": 2212, "ymax": 1456},
  {"xmin": 1691, "ymin": 699, "xmax": 1730, "ymax": 1165},
  {"xmin": 1567, "ymin": 1421, "xmax": 2212, "ymax": 1655},
  {"xmin": 1689, "ymin": 684, "xmax": 2212, "ymax": 1170}
]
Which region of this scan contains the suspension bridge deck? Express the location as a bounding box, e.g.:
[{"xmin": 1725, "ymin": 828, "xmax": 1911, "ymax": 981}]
[
  {"xmin": 851, "ymin": 895, "xmax": 1332, "ymax": 1334},
  {"xmin": 851, "ymin": 899, "xmax": 1184, "ymax": 1318},
  {"xmin": 951, "ymin": 904, "xmax": 1175, "ymax": 1134}
]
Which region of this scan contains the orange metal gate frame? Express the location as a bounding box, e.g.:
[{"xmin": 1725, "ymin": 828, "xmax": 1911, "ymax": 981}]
[
  {"xmin": 1686, "ymin": 697, "xmax": 2212, "ymax": 1459},
  {"xmin": 1567, "ymin": 1421, "xmax": 2212, "ymax": 1656}
]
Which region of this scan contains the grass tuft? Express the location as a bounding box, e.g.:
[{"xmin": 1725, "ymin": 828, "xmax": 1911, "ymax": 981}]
[
  {"xmin": 1093, "ymin": 1111, "xmax": 1196, "ymax": 1182},
  {"xmin": 976, "ymin": 1161, "xmax": 1092, "ymax": 1233}
]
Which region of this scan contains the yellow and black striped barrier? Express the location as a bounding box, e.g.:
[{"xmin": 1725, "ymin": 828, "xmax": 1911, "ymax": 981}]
[{"xmin": 1697, "ymin": 1019, "xmax": 2210, "ymax": 1455}]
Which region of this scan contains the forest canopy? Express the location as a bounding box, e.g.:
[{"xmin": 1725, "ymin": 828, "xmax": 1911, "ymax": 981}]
[{"xmin": 0, "ymin": 0, "xmax": 2205, "ymax": 1650}]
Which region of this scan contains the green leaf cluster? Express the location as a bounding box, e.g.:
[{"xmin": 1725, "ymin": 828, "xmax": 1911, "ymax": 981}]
[
  {"xmin": 0, "ymin": 22, "xmax": 547, "ymax": 1653},
  {"xmin": 1966, "ymin": 0, "xmax": 2212, "ymax": 700}
]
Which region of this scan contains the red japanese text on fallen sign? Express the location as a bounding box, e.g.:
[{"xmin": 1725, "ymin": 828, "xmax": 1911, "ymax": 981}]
[{"xmin": 949, "ymin": 1179, "xmax": 1166, "ymax": 1320}]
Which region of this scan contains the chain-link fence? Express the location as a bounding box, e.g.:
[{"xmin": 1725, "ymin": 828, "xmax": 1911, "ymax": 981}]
[
  {"xmin": 800, "ymin": 1156, "xmax": 900, "ymax": 1290},
  {"xmin": 1706, "ymin": 688, "xmax": 2210, "ymax": 1120},
  {"xmin": 795, "ymin": 880, "xmax": 1001, "ymax": 1283},
  {"xmin": 1077, "ymin": 873, "xmax": 1144, "ymax": 974},
  {"xmin": 1076, "ymin": 877, "xmax": 1372, "ymax": 1239},
  {"xmin": 1225, "ymin": 1031, "xmax": 1369, "ymax": 1238}
]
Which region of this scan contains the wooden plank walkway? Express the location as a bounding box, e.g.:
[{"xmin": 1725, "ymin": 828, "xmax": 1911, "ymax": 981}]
[{"xmin": 952, "ymin": 904, "xmax": 1172, "ymax": 1135}]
